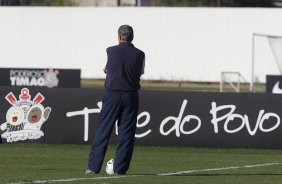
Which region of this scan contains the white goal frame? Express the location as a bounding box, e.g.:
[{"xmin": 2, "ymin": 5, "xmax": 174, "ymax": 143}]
[{"xmin": 220, "ymin": 71, "xmax": 248, "ymax": 92}]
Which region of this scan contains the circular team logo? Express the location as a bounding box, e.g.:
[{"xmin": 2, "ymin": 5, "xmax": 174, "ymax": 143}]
[{"xmin": 0, "ymin": 88, "xmax": 51, "ymax": 142}]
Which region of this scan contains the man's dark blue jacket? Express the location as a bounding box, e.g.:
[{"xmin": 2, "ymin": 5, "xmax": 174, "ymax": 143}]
[{"xmin": 105, "ymin": 42, "xmax": 145, "ymax": 91}]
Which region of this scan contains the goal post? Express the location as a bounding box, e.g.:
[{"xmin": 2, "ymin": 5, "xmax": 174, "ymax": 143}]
[{"xmin": 220, "ymin": 71, "xmax": 248, "ymax": 92}]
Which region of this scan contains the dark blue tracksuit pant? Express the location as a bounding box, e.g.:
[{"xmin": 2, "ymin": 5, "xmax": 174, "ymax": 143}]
[{"xmin": 88, "ymin": 89, "xmax": 139, "ymax": 174}]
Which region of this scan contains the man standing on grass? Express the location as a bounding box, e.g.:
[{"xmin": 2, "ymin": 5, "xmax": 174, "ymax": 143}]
[{"xmin": 86, "ymin": 25, "xmax": 145, "ymax": 175}]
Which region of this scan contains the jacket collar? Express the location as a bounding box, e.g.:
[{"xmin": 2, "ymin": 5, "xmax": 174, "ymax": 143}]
[{"xmin": 119, "ymin": 42, "xmax": 134, "ymax": 47}]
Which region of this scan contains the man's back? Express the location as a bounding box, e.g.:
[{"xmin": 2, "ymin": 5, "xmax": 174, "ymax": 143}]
[
  {"xmin": 105, "ymin": 42, "xmax": 145, "ymax": 91},
  {"xmin": 87, "ymin": 24, "xmax": 144, "ymax": 175}
]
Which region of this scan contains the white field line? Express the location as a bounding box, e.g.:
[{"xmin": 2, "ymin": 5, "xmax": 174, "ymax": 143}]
[
  {"xmin": 7, "ymin": 176, "xmax": 132, "ymax": 184},
  {"xmin": 158, "ymin": 162, "xmax": 280, "ymax": 176},
  {"xmin": 7, "ymin": 162, "xmax": 280, "ymax": 184}
]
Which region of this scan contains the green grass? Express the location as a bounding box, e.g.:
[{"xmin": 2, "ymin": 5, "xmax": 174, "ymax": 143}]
[
  {"xmin": 1, "ymin": 144, "xmax": 282, "ymax": 184},
  {"xmin": 81, "ymin": 79, "xmax": 266, "ymax": 93}
]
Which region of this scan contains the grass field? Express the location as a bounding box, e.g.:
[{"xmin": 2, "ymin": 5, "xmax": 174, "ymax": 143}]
[
  {"xmin": 1, "ymin": 143, "xmax": 282, "ymax": 184},
  {"xmin": 81, "ymin": 79, "xmax": 266, "ymax": 92}
]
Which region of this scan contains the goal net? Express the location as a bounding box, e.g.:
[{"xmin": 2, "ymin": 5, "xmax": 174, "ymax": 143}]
[
  {"xmin": 251, "ymin": 33, "xmax": 282, "ymax": 92},
  {"xmin": 268, "ymin": 36, "xmax": 282, "ymax": 74},
  {"xmin": 220, "ymin": 71, "xmax": 248, "ymax": 92}
]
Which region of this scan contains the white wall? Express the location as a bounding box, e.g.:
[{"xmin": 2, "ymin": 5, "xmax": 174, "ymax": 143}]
[{"xmin": 0, "ymin": 7, "xmax": 281, "ymax": 82}]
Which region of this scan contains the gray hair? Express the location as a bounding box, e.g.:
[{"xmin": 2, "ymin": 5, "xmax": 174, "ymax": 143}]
[{"xmin": 118, "ymin": 25, "xmax": 134, "ymax": 42}]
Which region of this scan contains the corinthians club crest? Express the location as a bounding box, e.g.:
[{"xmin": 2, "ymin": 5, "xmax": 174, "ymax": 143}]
[{"xmin": 0, "ymin": 88, "xmax": 51, "ymax": 142}]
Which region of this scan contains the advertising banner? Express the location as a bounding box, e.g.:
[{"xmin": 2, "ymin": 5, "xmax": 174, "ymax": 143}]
[
  {"xmin": 266, "ymin": 75, "xmax": 282, "ymax": 94},
  {"xmin": 1, "ymin": 87, "xmax": 282, "ymax": 149},
  {"xmin": 0, "ymin": 68, "xmax": 81, "ymax": 88}
]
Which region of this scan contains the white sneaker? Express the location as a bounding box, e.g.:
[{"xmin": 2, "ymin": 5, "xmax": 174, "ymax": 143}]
[{"xmin": 85, "ymin": 169, "xmax": 98, "ymax": 174}]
